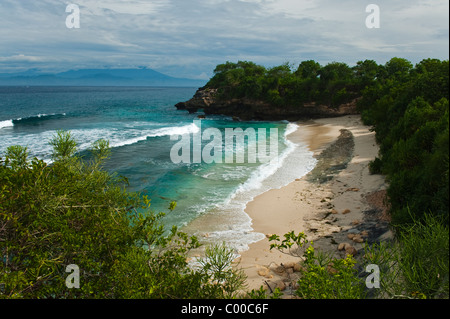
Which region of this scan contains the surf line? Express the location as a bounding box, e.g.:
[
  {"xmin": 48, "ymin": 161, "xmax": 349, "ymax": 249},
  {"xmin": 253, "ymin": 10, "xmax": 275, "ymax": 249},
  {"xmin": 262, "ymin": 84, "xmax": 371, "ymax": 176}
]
[{"xmin": 169, "ymin": 120, "xmax": 279, "ymax": 164}]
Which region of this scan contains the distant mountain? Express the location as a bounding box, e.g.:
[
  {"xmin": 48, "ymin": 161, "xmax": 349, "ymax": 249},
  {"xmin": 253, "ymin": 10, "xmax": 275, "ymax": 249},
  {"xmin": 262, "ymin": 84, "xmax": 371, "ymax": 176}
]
[{"xmin": 0, "ymin": 68, "xmax": 207, "ymax": 87}]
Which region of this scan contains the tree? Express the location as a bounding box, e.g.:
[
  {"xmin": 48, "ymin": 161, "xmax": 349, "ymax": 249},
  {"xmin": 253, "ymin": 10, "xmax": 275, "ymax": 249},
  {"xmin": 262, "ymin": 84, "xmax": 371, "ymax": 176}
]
[
  {"xmin": 318, "ymin": 62, "xmax": 353, "ymax": 83},
  {"xmin": 295, "ymin": 60, "xmax": 321, "ymax": 79},
  {"xmin": 384, "ymin": 57, "xmax": 413, "ymax": 81},
  {"xmin": 359, "ymin": 58, "xmax": 449, "ymax": 226},
  {"xmin": 353, "ymin": 59, "xmax": 380, "ymax": 88}
]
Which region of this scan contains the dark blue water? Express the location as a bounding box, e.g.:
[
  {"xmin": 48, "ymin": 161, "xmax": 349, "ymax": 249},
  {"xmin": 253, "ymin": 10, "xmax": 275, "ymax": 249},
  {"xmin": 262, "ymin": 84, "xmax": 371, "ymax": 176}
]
[{"xmin": 0, "ymin": 86, "xmax": 315, "ymax": 251}]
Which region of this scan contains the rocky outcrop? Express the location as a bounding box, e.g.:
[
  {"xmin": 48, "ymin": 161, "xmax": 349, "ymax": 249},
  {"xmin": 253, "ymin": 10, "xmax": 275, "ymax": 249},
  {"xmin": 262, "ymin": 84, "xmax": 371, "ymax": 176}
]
[
  {"xmin": 175, "ymin": 87, "xmax": 218, "ymax": 114},
  {"xmin": 175, "ymin": 87, "xmax": 360, "ymax": 121}
]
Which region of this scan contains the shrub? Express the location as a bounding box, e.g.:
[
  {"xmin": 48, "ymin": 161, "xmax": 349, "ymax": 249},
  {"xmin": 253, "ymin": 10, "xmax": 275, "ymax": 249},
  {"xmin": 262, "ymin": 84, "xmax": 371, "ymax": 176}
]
[{"xmin": 0, "ymin": 131, "xmax": 245, "ymax": 299}]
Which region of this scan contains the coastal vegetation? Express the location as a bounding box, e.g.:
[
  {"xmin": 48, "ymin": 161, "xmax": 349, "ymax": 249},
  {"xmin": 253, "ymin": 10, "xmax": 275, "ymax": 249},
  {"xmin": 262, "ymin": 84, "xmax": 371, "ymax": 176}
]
[
  {"xmin": 1, "ymin": 57, "xmax": 448, "ymax": 299},
  {"xmin": 268, "ymin": 215, "xmax": 448, "ymax": 299},
  {"xmin": 0, "ymin": 132, "xmax": 246, "ymax": 298},
  {"xmin": 206, "ymin": 60, "xmax": 363, "ymax": 108},
  {"xmin": 358, "ymin": 58, "xmax": 449, "ymax": 226}
]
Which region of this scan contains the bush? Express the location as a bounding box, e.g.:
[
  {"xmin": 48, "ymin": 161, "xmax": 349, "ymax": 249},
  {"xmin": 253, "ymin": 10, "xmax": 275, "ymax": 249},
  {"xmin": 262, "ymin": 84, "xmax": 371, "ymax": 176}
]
[
  {"xmin": 296, "ymin": 245, "xmax": 366, "ymax": 299},
  {"xmin": 268, "ymin": 232, "xmax": 367, "ymax": 299},
  {"xmin": 0, "ymin": 131, "xmax": 245, "ymax": 299},
  {"xmin": 364, "ymin": 213, "xmax": 449, "ymax": 299},
  {"xmin": 359, "ymin": 58, "xmax": 449, "ymax": 226}
]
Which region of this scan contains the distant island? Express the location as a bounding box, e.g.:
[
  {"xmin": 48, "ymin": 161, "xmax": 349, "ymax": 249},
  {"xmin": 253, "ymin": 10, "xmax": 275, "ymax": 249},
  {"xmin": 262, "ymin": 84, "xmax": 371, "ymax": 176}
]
[{"xmin": 0, "ymin": 67, "xmax": 206, "ymax": 87}]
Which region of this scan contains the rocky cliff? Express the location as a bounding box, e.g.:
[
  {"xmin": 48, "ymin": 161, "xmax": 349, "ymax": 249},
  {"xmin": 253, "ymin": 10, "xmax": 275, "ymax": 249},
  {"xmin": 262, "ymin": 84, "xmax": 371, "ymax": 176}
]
[{"xmin": 175, "ymin": 87, "xmax": 360, "ymax": 121}]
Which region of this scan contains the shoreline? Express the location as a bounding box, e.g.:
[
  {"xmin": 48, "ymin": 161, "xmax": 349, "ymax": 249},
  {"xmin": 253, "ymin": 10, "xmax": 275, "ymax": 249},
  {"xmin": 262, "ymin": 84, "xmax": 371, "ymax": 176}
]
[{"xmin": 237, "ymin": 115, "xmax": 391, "ymax": 295}]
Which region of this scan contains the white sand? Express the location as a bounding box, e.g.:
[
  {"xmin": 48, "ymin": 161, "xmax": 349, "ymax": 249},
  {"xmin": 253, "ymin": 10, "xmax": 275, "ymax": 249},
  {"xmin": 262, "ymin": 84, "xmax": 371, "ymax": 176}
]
[{"xmin": 238, "ymin": 115, "xmax": 388, "ymax": 293}]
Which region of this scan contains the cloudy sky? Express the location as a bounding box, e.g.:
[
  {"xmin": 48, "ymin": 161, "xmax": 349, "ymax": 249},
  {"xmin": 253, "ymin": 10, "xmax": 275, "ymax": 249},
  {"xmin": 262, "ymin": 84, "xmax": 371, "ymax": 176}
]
[{"xmin": 0, "ymin": 0, "xmax": 448, "ymax": 79}]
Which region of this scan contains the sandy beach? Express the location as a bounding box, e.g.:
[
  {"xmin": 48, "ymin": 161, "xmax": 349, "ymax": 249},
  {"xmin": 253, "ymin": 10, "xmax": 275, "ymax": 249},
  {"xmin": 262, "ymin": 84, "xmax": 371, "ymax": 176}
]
[{"xmin": 237, "ymin": 115, "xmax": 391, "ymax": 295}]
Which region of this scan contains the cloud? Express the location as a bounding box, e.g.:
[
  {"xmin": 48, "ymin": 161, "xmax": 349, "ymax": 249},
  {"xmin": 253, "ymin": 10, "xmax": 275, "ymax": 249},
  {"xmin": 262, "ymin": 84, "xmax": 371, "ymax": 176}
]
[
  {"xmin": 0, "ymin": 54, "xmax": 46, "ymax": 62},
  {"xmin": 76, "ymin": 0, "xmax": 170, "ymax": 15},
  {"xmin": 0, "ymin": 0, "xmax": 448, "ymax": 78}
]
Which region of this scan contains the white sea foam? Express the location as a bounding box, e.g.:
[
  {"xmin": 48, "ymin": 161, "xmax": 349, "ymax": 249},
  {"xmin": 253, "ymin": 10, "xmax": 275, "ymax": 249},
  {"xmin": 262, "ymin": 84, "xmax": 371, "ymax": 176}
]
[
  {"xmin": 0, "ymin": 120, "xmax": 14, "ymax": 129},
  {"xmin": 0, "ymin": 122, "xmax": 201, "ymax": 163},
  {"xmin": 191, "ymin": 123, "xmax": 318, "ymax": 253},
  {"xmin": 150, "ymin": 122, "xmax": 200, "ymax": 137},
  {"xmin": 109, "ymin": 122, "xmax": 200, "ymax": 148},
  {"xmin": 34, "ymin": 113, "xmax": 66, "ymax": 118},
  {"xmin": 284, "ymin": 122, "xmax": 299, "ymax": 137},
  {"xmin": 229, "ymin": 123, "xmax": 302, "ymax": 199},
  {"xmin": 0, "ymin": 113, "xmax": 67, "ymax": 130}
]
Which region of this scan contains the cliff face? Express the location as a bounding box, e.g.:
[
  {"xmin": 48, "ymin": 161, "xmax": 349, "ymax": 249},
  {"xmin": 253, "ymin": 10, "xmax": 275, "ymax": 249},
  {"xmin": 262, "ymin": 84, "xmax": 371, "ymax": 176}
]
[{"xmin": 175, "ymin": 87, "xmax": 360, "ymax": 121}]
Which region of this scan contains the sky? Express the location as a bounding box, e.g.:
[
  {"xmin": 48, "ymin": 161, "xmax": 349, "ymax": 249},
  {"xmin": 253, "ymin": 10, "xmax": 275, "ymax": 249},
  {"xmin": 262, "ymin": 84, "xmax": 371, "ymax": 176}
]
[{"xmin": 0, "ymin": 0, "xmax": 448, "ymax": 80}]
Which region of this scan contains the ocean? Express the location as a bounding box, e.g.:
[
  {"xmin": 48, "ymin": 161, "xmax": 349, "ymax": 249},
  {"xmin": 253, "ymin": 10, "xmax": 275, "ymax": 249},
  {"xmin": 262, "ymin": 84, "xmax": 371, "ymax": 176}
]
[{"xmin": 0, "ymin": 86, "xmax": 317, "ymax": 252}]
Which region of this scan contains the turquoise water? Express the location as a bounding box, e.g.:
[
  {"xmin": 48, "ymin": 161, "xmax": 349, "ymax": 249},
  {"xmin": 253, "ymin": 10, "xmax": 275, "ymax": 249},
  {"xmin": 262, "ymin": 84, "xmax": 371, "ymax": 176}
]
[{"xmin": 0, "ymin": 86, "xmax": 316, "ymax": 251}]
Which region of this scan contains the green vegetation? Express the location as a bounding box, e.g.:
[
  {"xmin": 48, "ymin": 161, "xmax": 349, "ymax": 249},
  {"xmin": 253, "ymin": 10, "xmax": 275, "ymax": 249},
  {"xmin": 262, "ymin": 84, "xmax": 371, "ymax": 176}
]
[
  {"xmin": 365, "ymin": 213, "xmax": 449, "ymax": 298},
  {"xmin": 1, "ymin": 57, "xmax": 448, "ymax": 299},
  {"xmin": 0, "ymin": 131, "xmax": 245, "ymax": 298},
  {"xmin": 268, "ymin": 216, "xmax": 448, "ymax": 299},
  {"xmin": 358, "ymin": 58, "xmax": 449, "ymax": 226},
  {"xmin": 206, "ymin": 60, "xmax": 375, "ymax": 107},
  {"xmin": 269, "ymin": 232, "xmax": 366, "ymax": 299}
]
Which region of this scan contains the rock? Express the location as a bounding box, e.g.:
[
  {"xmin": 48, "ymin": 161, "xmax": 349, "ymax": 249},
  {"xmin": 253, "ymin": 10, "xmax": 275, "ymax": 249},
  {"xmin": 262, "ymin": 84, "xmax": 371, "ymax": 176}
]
[
  {"xmin": 351, "ymin": 220, "xmax": 361, "ymax": 225},
  {"xmin": 346, "ymin": 188, "xmax": 360, "ymax": 192},
  {"xmin": 342, "ymin": 209, "xmax": 351, "ymax": 214},
  {"xmin": 276, "ymin": 280, "xmax": 286, "ymax": 291},
  {"xmin": 330, "ymin": 209, "xmax": 339, "ymax": 214},
  {"xmin": 347, "ymin": 233, "xmax": 356, "ymax": 240},
  {"xmin": 361, "ymin": 230, "xmax": 369, "ymax": 237},
  {"xmin": 293, "ymin": 263, "xmax": 305, "ymax": 272},
  {"xmin": 338, "ymin": 242, "xmax": 354, "ymax": 251},
  {"xmin": 282, "ymin": 262, "xmax": 296, "ymax": 269},
  {"xmin": 345, "ymin": 245, "xmax": 358, "ymax": 256},
  {"xmin": 352, "ymin": 235, "xmax": 364, "ymax": 243},
  {"xmin": 273, "ymin": 265, "xmax": 286, "ymax": 275},
  {"xmin": 257, "ymin": 267, "xmax": 270, "ymax": 277},
  {"xmin": 266, "ymin": 280, "xmax": 286, "ymax": 292}
]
